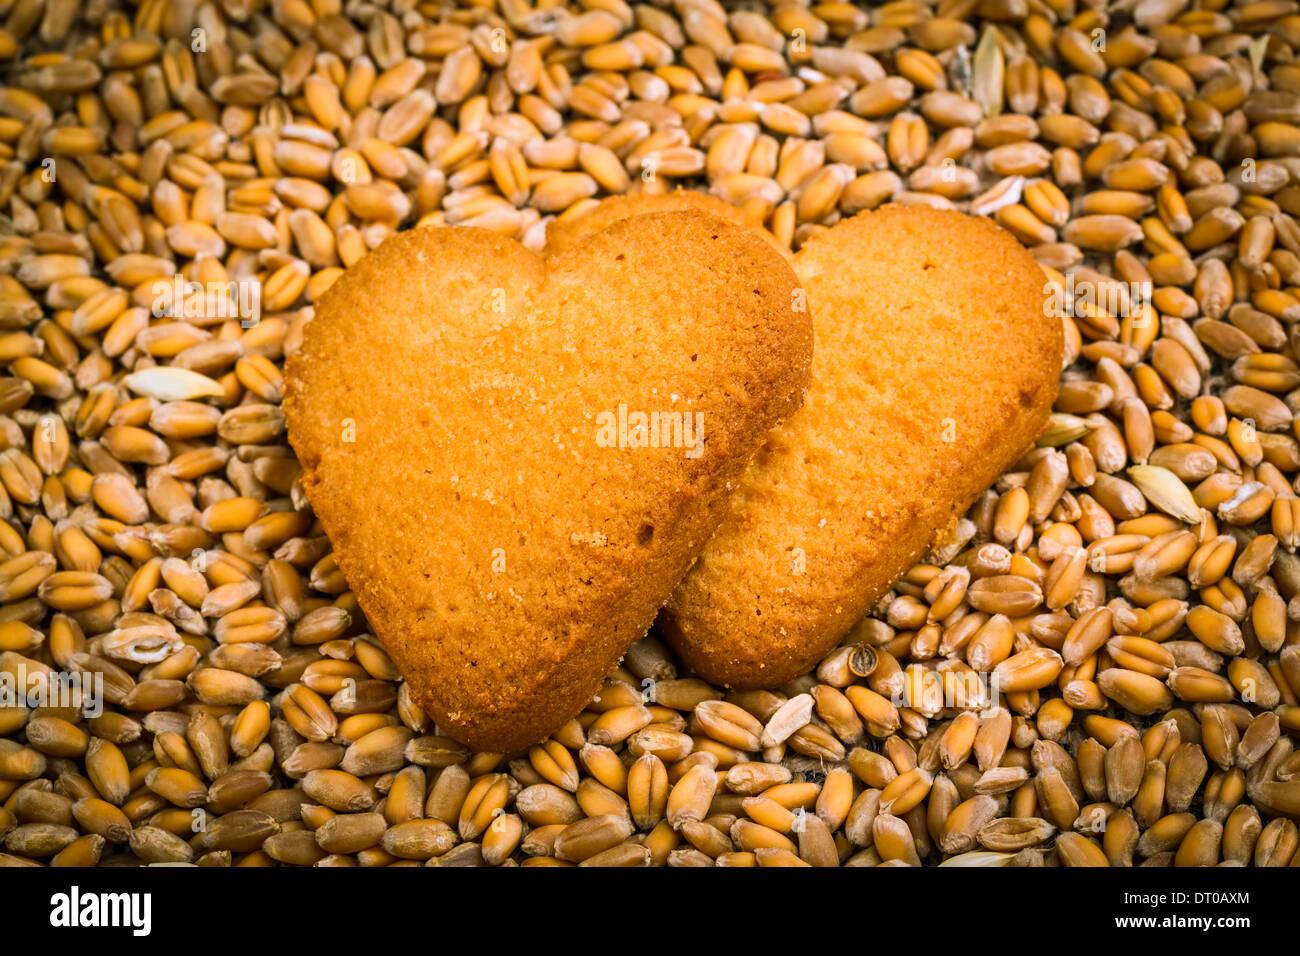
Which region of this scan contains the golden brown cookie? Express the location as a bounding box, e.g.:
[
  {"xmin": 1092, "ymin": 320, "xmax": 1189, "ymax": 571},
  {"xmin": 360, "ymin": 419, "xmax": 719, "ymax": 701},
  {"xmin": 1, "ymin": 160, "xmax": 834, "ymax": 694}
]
[
  {"xmin": 662, "ymin": 205, "xmax": 1063, "ymax": 688},
  {"xmin": 284, "ymin": 211, "xmax": 812, "ymax": 750}
]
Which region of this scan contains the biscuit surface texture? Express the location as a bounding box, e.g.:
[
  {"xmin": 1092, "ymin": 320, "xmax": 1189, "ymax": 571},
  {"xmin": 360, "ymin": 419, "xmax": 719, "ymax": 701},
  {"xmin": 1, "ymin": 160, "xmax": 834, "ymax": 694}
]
[
  {"xmin": 545, "ymin": 190, "xmax": 782, "ymax": 257},
  {"xmin": 284, "ymin": 212, "xmax": 811, "ymax": 749},
  {"xmin": 656, "ymin": 204, "xmax": 1064, "ymax": 688}
]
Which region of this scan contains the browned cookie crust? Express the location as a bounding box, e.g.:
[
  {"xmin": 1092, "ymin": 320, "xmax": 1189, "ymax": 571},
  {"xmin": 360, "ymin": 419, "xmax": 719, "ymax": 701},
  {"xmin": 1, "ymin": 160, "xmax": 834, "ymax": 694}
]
[
  {"xmin": 661, "ymin": 205, "xmax": 1064, "ymax": 688},
  {"xmin": 545, "ymin": 189, "xmax": 784, "ymax": 257},
  {"xmin": 284, "ymin": 211, "xmax": 812, "ymax": 749}
]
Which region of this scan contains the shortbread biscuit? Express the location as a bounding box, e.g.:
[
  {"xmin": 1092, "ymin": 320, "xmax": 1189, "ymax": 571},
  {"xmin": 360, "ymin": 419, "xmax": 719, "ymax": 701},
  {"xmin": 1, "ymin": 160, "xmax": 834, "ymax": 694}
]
[
  {"xmin": 284, "ymin": 212, "xmax": 812, "ymax": 749},
  {"xmin": 664, "ymin": 206, "xmax": 1062, "ymax": 687}
]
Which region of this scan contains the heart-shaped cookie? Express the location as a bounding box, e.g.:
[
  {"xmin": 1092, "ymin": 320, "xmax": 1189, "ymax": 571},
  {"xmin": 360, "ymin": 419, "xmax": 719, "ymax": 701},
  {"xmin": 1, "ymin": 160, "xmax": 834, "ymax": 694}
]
[
  {"xmin": 668, "ymin": 205, "xmax": 1062, "ymax": 687},
  {"xmin": 284, "ymin": 212, "xmax": 812, "ymax": 749},
  {"xmin": 549, "ymin": 200, "xmax": 1062, "ymax": 688}
]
